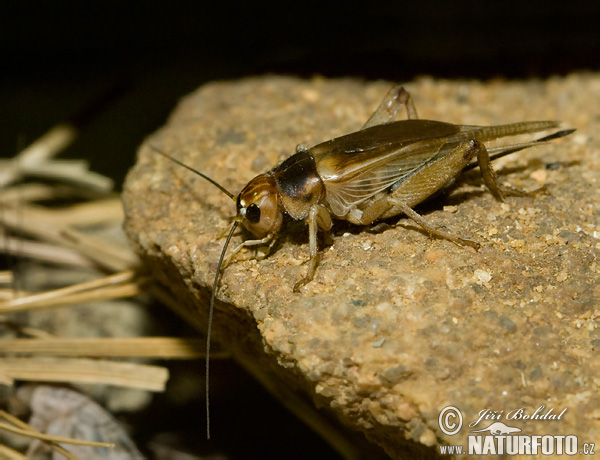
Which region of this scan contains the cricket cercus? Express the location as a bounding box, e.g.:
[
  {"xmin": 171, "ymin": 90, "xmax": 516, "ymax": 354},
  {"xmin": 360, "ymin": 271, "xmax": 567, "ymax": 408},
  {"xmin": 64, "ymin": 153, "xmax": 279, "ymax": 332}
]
[{"xmin": 150, "ymin": 85, "xmax": 573, "ymax": 437}]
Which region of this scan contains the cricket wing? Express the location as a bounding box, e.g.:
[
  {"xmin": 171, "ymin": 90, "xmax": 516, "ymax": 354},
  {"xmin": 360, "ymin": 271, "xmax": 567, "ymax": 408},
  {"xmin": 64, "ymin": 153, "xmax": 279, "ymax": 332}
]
[
  {"xmin": 311, "ymin": 120, "xmax": 461, "ymax": 216},
  {"xmin": 310, "ymin": 119, "xmax": 560, "ymax": 216}
]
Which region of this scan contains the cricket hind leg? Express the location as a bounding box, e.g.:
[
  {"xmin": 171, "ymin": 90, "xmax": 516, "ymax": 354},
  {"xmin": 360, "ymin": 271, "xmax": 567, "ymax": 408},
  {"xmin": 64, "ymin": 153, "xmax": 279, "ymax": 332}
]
[
  {"xmin": 346, "ymin": 193, "xmax": 480, "ymax": 250},
  {"xmin": 390, "ymin": 140, "xmax": 532, "ymax": 250},
  {"xmin": 475, "ymin": 140, "xmax": 536, "ymax": 201},
  {"xmin": 346, "ymin": 140, "xmax": 487, "ymax": 249},
  {"xmin": 391, "ymin": 200, "xmax": 480, "ymax": 250},
  {"xmin": 362, "ymin": 86, "xmax": 418, "ymax": 129},
  {"xmin": 393, "ymin": 139, "xmax": 534, "ymax": 248}
]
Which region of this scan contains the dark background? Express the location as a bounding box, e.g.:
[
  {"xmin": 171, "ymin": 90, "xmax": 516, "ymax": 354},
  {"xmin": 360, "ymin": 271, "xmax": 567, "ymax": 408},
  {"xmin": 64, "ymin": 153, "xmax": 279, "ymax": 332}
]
[
  {"xmin": 1, "ymin": 2, "xmax": 598, "ymax": 458},
  {"xmin": 2, "ymin": 2, "xmax": 599, "ymax": 187}
]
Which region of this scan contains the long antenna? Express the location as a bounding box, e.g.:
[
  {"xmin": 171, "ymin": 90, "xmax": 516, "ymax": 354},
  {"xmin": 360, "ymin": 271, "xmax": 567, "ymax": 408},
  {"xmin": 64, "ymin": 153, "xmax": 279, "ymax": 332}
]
[
  {"xmin": 148, "ymin": 143, "xmax": 240, "ymax": 438},
  {"xmin": 148, "ymin": 144, "xmax": 236, "ymax": 200},
  {"xmin": 206, "ymin": 220, "xmax": 238, "ymax": 439}
]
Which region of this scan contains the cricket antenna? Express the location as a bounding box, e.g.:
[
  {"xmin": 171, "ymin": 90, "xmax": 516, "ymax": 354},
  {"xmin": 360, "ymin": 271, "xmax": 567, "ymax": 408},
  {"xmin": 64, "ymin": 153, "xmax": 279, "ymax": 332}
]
[
  {"xmin": 148, "ymin": 143, "xmax": 239, "ymax": 438},
  {"xmin": 148, "ymin": 144, "xmax": 236, "ymax": 200},
  {"xmin": 206, "ymin": 219, "xmax": 238, "ymax": 439}
]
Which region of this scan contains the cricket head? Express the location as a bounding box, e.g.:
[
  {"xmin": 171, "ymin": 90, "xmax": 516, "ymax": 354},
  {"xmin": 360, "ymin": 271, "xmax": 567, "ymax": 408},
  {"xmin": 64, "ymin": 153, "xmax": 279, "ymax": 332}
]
[{"xmin": 236, "ymin": 174, "xmax": 283, "ymax": 238}]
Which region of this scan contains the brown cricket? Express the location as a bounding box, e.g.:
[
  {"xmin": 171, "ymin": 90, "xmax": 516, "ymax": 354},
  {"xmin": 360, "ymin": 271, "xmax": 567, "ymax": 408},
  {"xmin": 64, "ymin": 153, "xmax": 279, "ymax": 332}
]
[{"xmin": 150, "ymin": 85, "xmax": 573, "ymax": 438}]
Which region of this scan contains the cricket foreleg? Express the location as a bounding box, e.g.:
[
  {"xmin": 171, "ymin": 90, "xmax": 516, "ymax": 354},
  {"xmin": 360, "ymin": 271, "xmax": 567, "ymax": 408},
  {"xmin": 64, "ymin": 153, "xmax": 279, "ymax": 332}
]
[
  {"xmin": 362, "ymin": 85, "xmax": 418, "ymax": 129},
  {"xmin": 293, "ymin": 205, "xmax": 328, "ymax": 292},
  {"xmin": 223, "ymin": 234, "xmax": 274, "ymax": 267}
]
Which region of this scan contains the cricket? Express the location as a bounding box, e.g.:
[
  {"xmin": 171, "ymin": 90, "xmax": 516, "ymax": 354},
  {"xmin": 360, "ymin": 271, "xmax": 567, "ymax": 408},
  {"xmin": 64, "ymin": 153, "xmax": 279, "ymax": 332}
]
[{"xmin": 149, "ymin": 85, "xmax": 573, "ymax": 438}]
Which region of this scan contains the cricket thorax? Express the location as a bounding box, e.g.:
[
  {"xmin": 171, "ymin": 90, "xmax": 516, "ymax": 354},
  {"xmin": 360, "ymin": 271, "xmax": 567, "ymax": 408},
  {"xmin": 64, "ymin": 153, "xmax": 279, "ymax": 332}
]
[{"xmin": 273, "ymin": 150, "xmax": 325, "ymax": 220}]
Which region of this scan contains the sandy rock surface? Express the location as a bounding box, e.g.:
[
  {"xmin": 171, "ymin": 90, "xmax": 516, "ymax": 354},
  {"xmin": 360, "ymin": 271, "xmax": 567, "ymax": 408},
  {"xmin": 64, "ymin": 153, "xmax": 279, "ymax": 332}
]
[{"xmin": 123, "ymin": 75, "xmax": 599, "ymax": 458}]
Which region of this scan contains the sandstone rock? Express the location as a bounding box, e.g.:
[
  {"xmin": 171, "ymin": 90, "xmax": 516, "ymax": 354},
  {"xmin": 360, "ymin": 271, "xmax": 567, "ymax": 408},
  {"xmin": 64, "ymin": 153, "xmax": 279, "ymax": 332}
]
[{"xmin": 123, "ymin": 75, "xmax": 599, "ymax": 458}]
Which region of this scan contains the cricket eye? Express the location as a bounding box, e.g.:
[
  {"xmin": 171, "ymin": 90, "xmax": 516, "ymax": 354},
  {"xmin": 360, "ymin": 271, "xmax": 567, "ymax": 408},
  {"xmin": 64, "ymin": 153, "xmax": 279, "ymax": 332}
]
[{"xmin": 246, "ymin": 203, "xmax": 261, "ymax": 223}]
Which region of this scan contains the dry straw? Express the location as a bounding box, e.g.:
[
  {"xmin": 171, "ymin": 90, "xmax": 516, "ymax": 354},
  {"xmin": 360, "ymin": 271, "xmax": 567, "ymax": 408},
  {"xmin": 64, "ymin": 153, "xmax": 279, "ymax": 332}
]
[{"xmin": 0, "ymin": 120, "xmax": 226, "ymax": 457}]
